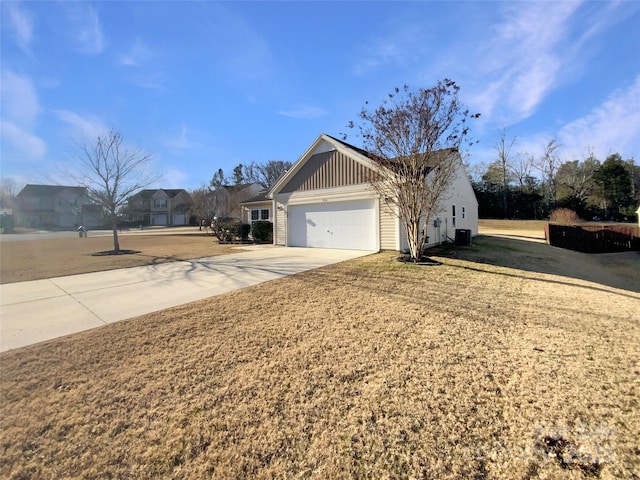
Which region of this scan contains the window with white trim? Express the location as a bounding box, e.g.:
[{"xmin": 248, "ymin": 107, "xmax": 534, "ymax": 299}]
[
  {"xmin": 251, "ymin": 210, "xmax": 259, "ymax": 221},
  {"xmin": 260, "ymin": 209, "xmax": 269, "ymax": 220}
]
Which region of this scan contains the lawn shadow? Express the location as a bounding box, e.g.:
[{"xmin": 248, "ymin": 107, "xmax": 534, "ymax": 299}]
[{"xmin": 430, "ymin": 235, "xmax": 640, "ymax": 295}]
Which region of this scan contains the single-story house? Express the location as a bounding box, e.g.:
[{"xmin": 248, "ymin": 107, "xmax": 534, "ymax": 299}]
[
  {"xmin": 127, "ymin": 189, "xmax": 193, "ymax": 226},
  {"xmin": 265, "ymin": 134, "xmax": 478, "ymax": 251},
  {"xmin": 240, "ymin": 190, "xmax": 272, "ymax": 225}
]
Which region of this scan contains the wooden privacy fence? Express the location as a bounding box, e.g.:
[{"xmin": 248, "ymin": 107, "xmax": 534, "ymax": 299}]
[{"xmin": 545, "ymin": 224, "xmax": 640, "ymax": 253}]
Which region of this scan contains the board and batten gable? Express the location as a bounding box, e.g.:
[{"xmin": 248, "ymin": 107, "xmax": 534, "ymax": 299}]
[
  {"xmin": 280, "ymin": 149, "xmax": 373, "ymax": 193},
  {"xmin": 271, "ymin": 136, "xmax": 381, "ymax": 249}
]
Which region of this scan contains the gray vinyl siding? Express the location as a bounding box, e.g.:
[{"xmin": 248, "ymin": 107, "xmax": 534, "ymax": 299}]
[
  {"xmin": 379, "ymin": 202, "xmax": 397, "ymax": 250},
  {"xmin": 281, "ymin": 150, "xmax": 374, "ymax": 193}
]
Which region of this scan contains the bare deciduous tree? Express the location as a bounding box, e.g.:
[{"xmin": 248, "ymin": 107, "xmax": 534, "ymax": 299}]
[
  {"xmin": 256, "ymin": 160, "xmax": 292, "ymax": 188},
  {"xmin": 0, "ymin": 178, "xmax": 21, "ymax": 210},
  {"xmin": 71, "ymin": 130, "xmax": 158, "ymax": 252},
  {"xmin": 535, "ymin": 139, "xmax": 562, "ymax": 209},
  {"xmin": 493, "ymin": 127, "xmax": 516, "ymax": 217},
  {"xmin": 350, "ymin": 80, "xmax": 479, "ymax": 261},
  {"xmin": 510, "ymin": 154, "xmax": 536, "ymax": 191},
  {"xmin": 190, "ymin": 186, "xmax": 217, "ymax": 227}
]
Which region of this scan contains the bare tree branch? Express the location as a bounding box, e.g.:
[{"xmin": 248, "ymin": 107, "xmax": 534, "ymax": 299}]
[
  {"xmin": 69, "ymin": 130, "xmax": 159, "ymax": 252},
  {"xmin": 350, "ymin": 80, "xmax": 479, "ymax": 261}
]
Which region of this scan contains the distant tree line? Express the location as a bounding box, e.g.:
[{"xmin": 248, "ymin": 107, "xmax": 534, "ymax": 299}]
[
  {"xmin": 472, "ymin": 130, "xmax": 639, "ymax": 222},
  {"xmin": 207, "ymin": 160, "xmax": 292, "ymax": 190},
  {"xmin": 189, "ymin": 160, "xmax": 292, "ymax": 226}
]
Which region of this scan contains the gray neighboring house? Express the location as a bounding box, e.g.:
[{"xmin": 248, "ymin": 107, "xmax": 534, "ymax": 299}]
[
  {"xmin": 14, "ymin": 184, "xmax": 103, "ymax": 229},
  {"xmin": 127, "ymin": 189, "xmax": 193, "ymax": 226}
]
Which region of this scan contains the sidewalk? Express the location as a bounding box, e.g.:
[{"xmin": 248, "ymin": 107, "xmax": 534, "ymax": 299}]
[{"xmin": 0, "ymin": 247, "xmax": 372, "ymax": 352}]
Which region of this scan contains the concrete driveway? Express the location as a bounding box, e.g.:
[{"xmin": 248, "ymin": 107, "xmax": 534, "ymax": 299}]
[{"xmin": 0, "ymin": 246, "xmax": 372, "ymax": 352}]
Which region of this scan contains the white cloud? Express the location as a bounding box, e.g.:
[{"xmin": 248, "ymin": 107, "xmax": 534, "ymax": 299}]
[
  {"xmin": 0, "ymin": 69, "xmax": 46, "ymax": 159},
  {"xmin": 352, "ymin": 23, "xmax": 427, "ymax": 76},
  {"xmin": 558, "ymin": 76, "xmax": 640, "ymax": 161},
  {"xmin": 116, "ymin": 39, "xmax": 165, "ymax": 90},
  {"xmin": 0, "ymin": 121, "xmax": 46, "ymax": 159},
  {"xmin": 118, "ymin": 39, "xmax": 153, "ymax": 67},
  {"xmin": 278, "ymin": 105, "xmax": 327, "ymax": 119},
  {"xmin": 5, "ymin": 2, "xmax": 34, "ymax": 53},
  {"xmin": 466, "ymin": 2, "xmax": 581, "ymax": 122},
  {"xmin": 0, "ymin": 69, "xmax": 40, "ymax": 128},
  {"xmin": 164, "ymin": 125, "xmax": 192, "ymax": 152},
  {"xmin": 62, "ymin": 3, "xmax": 105, "ymax": 55},
  {"xmin": 160, "ymin": 168, "xmax": 189, "ymax": 189},
  {"xmin": 55, "ymin": 110, "xmax": 109, "ymax": 142},
  {"xmin": 194, "ymin": 3, "xmax": 274, "ymax": 82}
]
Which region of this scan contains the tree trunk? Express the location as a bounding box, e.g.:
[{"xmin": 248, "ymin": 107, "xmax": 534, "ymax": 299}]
[
  {"xmin": 405, "ymin": 219, "xmax": 422, "ymax": 261},
  {"xmin": 112, "ymin": 220, "xmax": 120, "ymax": 252}
]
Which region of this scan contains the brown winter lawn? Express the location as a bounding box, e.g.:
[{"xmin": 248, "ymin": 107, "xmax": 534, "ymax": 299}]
[
  {"xmin": 1, "ymin": 221, "xmax": 639, "ymax": 479},
  {"xmin": 0, "ymin": 231, "xmax": 237, "ymax": 284}
]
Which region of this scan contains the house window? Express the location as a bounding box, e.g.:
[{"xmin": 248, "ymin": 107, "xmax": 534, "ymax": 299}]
[
  {"xmin": 260, "ymin": 209, "xmax": 269, "ymax": 220},
  {"xmin": 462, "ymin": 206, "xmax": 466, "ymax": 219},
  {"xmin": 452, "ymin": 205, "xmax": 456, "ymax": 227},
  {"xmin": 251, "ymin": 210, "xmax": 259, "ymax": 221},
  {"xmin": 154, "ymin": 199, "xmax": 168, "ymax": 208}
]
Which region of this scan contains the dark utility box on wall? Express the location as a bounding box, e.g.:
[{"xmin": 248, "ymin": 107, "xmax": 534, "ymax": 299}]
[{"xmin": 455, "ymin": 229, "xmax": 472, "ymax": 246}]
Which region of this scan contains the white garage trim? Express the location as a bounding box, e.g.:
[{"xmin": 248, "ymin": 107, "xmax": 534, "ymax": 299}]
[{"xmin": 287, "ymin": 198, "xmax": 379, "ymax": 251}]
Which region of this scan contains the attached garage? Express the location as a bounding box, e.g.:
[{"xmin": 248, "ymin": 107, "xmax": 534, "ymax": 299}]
[
  {"xmin": 288, "ymin": 199, "xmax": 377, "ymax": 250},
  {"xmin": 269, "ymin": 134, "xmax": 478, "ymax": 252}
]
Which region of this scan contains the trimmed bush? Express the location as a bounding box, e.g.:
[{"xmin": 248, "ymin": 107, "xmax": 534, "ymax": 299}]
[
  {"xmin": 550, "ymin": 208, "xmax": 580, "ymax": 225},
  {"xmin": 239, "ymin": 223, "xmax": 251, "ymax": 240},
  {"xmin": 252, "ymin": 221, "xmax": 273, "ymax": 242}
]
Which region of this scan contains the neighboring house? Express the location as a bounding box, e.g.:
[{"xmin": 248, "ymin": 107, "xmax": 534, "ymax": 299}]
[
  {"xmin": 266, "ymin": 134, "xmax": 478, "ymax": 251},
  {"xmin": 239, "ymin": 190, "xmax": 272, "ymax": 224},
  {"xmin": 212, "ymin": 183, "xmax": 262, "ymax": 220},
  {"xmin": 127, "ymin": 189, "xmax": 193, "ymax": 226},
  {"xmin": 14, "ymin": 184, "xmax": 103, "ymax": 229}
]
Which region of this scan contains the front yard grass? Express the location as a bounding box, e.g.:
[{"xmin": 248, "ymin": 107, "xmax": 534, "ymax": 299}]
[
  {"xmin": 0, "ymin": 232, "xmax": 236, "ymax": 284},
  {"xmin": 1, "ymin": 232, "xmax": 639, "ymax": 479}
]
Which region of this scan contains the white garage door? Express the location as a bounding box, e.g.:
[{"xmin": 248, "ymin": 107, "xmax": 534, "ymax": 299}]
[
  {"xmin": 153, "ymin": 214, "xmax": 167, "ymax": 226},
  {"xmin": 288, "ymin": 199, "xmax": 377, "ymax": 250}
]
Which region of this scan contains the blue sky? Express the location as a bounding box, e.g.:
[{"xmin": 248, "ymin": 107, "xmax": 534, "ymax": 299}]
[{"xmin": 1, "ymin": 1, "xmax": 639, "ymax": 190}]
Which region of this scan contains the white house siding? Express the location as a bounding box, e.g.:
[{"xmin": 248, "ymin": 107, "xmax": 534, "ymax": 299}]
[
  {"xmin": 442, "ymin": 163, "xmax": 479, "ymax": 237},
  {"xmin": 379, "ymin": 202, "xmax": 398, "ymax": 250},
  {"xmin": 275, "ymin": 201, "xmax": 286, "ymax": 246}
]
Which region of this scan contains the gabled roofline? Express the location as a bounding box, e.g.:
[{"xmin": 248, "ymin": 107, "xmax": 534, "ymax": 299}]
[
  {"xmin": 267, "ymin": 133, "xmax": 382, "ymax": 199},
  {"xmin": 266, "ymin": 134, "xmax": 467, "ymax": 200}
]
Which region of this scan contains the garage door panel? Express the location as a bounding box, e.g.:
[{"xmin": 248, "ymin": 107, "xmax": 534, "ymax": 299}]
[{"xmin": 288, "ymin": 199, "xmax": 376, "ymax": 250}]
